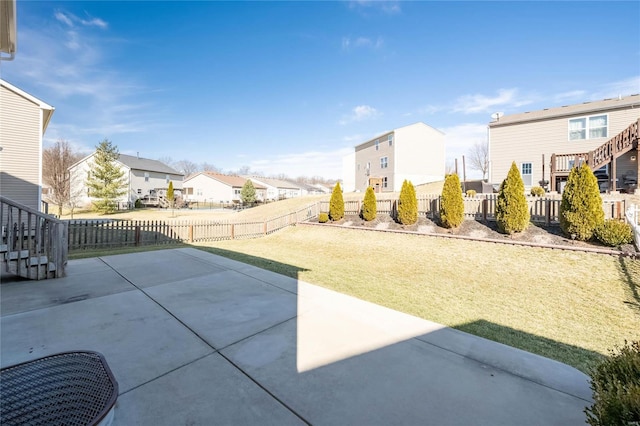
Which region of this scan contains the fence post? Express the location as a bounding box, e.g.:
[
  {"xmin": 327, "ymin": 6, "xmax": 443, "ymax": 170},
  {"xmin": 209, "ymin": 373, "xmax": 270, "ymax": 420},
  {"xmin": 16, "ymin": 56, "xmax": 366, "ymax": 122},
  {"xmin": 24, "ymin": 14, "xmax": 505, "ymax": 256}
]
[
  {"xmin": 263, "ymin": 222, "xmax": 267, "ymax": 236},
  {"xmin": 135, "ymin": 224, "xmax": 141, "ymax": 246},
  {"xmin": 482, "ymin": 198, "xmax": 488, "ymax": 223},
  {"xmin": 231, "ymin": 223, "xmax": 235, "ymax": 240},
  {"xmin": 188, "ymin": 224, "xmax": 193, "ymax": 243},
  {"xmin": 545, "ymin": 199, "xmax": 551, "ymax": 225}
]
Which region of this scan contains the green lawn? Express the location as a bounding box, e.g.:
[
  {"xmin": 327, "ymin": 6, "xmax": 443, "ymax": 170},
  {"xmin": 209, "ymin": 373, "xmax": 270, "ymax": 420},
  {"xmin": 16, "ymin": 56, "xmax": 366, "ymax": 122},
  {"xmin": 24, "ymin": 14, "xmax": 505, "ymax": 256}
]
[{"xmin": 194, "ymin": 225, "xmax": 640, "ymax": 373}]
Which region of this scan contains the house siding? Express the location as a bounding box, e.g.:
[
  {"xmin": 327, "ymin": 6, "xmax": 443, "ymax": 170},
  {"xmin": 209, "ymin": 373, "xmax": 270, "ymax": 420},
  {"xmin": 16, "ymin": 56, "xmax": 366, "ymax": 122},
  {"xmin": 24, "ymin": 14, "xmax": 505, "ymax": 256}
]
[
  {"xmin": 394, "ymin": 123, "xmax": 445, "ymax": 192},
  {"xmin": 183, "ymin": 174, "xmax": 238, "ymax": 203},
  {"xmin": 0, "ymin": 84, "xmax": 44, "ymax": 210},
  {"xmin": 490, "ymin": 105, "xmax": 640, "ymax": 189}
]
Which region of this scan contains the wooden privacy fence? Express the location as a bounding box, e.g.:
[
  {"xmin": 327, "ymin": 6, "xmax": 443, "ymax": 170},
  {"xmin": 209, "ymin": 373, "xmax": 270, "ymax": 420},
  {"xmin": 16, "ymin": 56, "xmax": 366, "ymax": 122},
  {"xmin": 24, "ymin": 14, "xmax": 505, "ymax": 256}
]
[
  {"xmin": 319, "ymin": 195, "xmax": 626, "ymax": 225},
  {"xmin": 67, "ymin": 203, "xmax": 320, "ymax": 251}
]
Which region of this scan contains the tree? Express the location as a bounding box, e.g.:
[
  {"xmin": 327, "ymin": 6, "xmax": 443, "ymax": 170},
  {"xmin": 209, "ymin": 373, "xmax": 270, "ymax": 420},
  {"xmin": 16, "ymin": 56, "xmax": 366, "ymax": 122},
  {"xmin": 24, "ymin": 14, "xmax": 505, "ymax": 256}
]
[
  {"xmin": 440, "ymin": 174, "xmax": 464, "ymax": 228},
  {"xmin": 201, "ymin": 162, "xmax": 222, "ymax": 173},
  {"xmin": 560, "ymin": 163, "xmax": 604, "ymax": 241},
  {"xmin": 175, "ymin": 160, "xmax": 201, "ymax": 177},
  {"xmin": 496, "ymin": 162, "xmax": 530, "ymax": 234},
  {"xmin": 240, "ymin": 179, "xmax": 257, "ymax": 205},
  {"xmin": 329, "ymin": 182, "xmax": 344, "ymax": 221},
  {"xmin": 42, "ymin": 139, "xmax": 83, "ymax": 217},
  {"xmin": 467, "ymin": 140, "xmax": 490, "ymax": 180},
  {"xmin": 397, "ymin": 179, "xmax": 418, "ymax": 225},
  {"xmin": 361, "ymin": 186, "xmax": 377, "ymax": 221},
  {"xmin": 445, "ymin": 160, "xmax": 457, "ymax": 176},
  {"xmin": 166, "ymin": 180, "xmax": 175, "ymax": 207},
  {"xmin": 86, "ymin": 139, "xmax": 127, "ymax": 214}
]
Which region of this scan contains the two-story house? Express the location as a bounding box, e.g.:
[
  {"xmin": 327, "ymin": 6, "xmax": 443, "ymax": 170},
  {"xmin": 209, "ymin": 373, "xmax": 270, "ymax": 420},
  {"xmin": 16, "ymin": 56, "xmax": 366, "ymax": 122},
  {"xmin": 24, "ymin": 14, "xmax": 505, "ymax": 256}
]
[
  {"xmin": 489, "ymin": 94, "xmax": 640, "ymax": 193},
  {"xmin": 344, "ymin": 122, "xmax": 446, "ymax": 193},
  {"xmin": 0, "ymin": 79, "xmax": 55, "ymax": 211},
  {"xmin": 69, "ymin": 153, "xmax": 184, "ymax": 209}
]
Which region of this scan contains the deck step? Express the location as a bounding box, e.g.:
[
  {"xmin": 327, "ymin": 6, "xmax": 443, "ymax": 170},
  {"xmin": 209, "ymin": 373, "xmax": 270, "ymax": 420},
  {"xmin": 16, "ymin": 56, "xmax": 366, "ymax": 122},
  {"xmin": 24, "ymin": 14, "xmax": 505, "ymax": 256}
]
[{"xmin": 5, "ymin": 250, "xmax": 29, "ymax": 261}]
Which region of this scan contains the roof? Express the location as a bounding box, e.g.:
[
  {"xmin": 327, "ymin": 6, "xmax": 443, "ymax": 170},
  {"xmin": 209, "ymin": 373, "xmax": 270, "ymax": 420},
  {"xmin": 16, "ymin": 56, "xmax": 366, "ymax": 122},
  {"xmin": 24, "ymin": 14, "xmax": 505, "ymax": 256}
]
[
  {"xmin": 354, "ymin": 122, "xmax": 444, "ymax": 149},
  {"xmin": 0, "ymin": 79, "xmax": 54, "ymax": 133},
  {"xmin": 246, "ymin": 176, "xmax": 301, "ymax": 190},
  {"xmin": 186, "ymin": 172, "xmax": 266, "ymax": 189},
  {"xmin": 117, "ymin": 154, "xmax": 182, "ymax": 175},
  {"xmin": 489, "ymin": 94, "xmax": 640, "ymax": 127}
]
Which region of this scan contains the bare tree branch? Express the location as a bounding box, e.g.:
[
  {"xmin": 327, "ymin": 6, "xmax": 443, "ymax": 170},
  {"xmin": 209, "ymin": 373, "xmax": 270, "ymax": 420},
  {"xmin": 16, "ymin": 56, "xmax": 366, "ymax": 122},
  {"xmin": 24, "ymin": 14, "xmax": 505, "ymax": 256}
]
[
  {"xmin": 42, "ymin": 140, "xmax": 83, "ymax": 216},
  {"xmin": 467, "ymin": 140, "xmax": 490, "ymax": 180}
]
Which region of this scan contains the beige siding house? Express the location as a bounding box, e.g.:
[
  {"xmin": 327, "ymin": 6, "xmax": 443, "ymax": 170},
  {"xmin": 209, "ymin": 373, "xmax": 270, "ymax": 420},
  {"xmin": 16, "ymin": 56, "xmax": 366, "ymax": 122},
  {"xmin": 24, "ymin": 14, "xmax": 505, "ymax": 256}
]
[
  {"xmin": 0, "ymin": 79, "xmax": 54, "ymax": 211},
  {"xmin": 69, "ymin": 153, "xmax": 183, "ymax": 208},
  {"xmin": 183, "ymin": 172, "xmax": 266, "ymax": 204},
  {"xmin": 489, "ymin": 94, "xmax": 640, "ymax": 192},
  {"xmin": 347, "ymin": 122, "xmax": 445, "ymax": 193},
  {"xmin": 245, "ymin": 176, "xmax": 302, "ymax": 200}
]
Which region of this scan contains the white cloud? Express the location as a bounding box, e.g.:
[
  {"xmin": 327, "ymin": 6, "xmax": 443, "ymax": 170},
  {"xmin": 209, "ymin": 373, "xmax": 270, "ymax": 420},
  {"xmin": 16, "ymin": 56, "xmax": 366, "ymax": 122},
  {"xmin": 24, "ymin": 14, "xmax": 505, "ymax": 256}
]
[
  {"xmin": 249, "ymin": 147, "xmax": 353, "ymax": 180},
  {"xmin": 452, "ymin": 89, "xmax": 534, "ymax": 114},
  {"xmin": 339, "ymin": 105, "xmax": 381, "ymax": 125},
  {"xmin": 342, "ymin": 36, "xmax": 383, "ymax": 51},
  {"xmin": 591, "ymin": 76, "xmax": 640, "ymax": 99},
  {"xmin": 81, "ymin": 17, "xmax": 108, "ymax": 29},
  {"xmin": 348, "ymin": 1, "xmax": 401, "ymax": 15},
  {"xmin": 440, "ymin": 123, "xmax": 487, "ymax": 179},
  {"xmin": 54, "ymin": 10, "xmax": 108, "ymax": 29},
  {"xmin": 54, "ymin": 11, "xmax": 74, "ymax": 27}
]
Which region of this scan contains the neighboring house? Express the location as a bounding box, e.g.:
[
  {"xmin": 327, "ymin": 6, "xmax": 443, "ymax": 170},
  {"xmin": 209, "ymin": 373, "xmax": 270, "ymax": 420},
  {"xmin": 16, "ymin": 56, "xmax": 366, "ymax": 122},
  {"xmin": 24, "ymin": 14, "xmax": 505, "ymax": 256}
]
[
  {"xmin": 345, "ymin": 122, "xmax": 446, "ymax": 193},
  {"xmin": 0, "ymin": 79, "xmax": 54, "ymax": 211},
  {"xmin": 294, "ymin": 181, "xmax": 326, "ymax": 196},
  {"xmin": 183, "ymin": 172, "xmax": 266, "ymax": 204},
  {"xmin": 489, "ymin": 94, "xmax": 640, "ymax": 192},
  {"xmin": 245, "ymin": 176, "xmax": 302, "ymax": 200},
  {"xmin": 69, "ymin": 153, "xmax": 183, "ymax": 208}
]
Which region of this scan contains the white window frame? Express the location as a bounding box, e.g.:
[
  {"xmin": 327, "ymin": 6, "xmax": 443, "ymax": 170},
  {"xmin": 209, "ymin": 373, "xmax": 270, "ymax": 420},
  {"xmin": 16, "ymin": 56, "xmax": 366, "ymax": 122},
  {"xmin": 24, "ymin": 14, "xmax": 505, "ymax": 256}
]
[
  {"xmin": 380, "ymin": 156, "xmax": 388, "ymax": 169},
  {"xmin": 568, "ymin": 114, "xmax": 608, "ymax": 141},
  {"xmin": 375, "ymin": 139, "xmax": 379, "ymax": 151},
  {"xmin": 165, "ymin": 174, "xmax": 170, "ymax": 183},
  {"xmin": 144, "ymin": 172, "xmax": 150, "ymax": 182},
  {"xmin": 521, "ymin": 162, "xmax": 532, "ymax": 186},
  {"xmin": 388, "ymin": 134, "xmax": 393, "ymax": 146},
  {"xmin": 382, "ymin": 177, "xmax": 388, "ymax": 189}
]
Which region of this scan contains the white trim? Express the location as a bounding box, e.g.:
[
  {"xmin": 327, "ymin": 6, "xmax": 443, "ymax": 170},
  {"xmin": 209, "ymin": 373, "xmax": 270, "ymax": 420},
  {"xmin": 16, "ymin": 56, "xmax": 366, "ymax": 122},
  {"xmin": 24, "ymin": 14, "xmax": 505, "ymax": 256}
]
[
  {"xmin": 568, "ymin": 113, "xmax": 609, "ymax": 141},
  {"xmin": 521, "ymin": 161, "xmax": 533, "ymax": 187}
]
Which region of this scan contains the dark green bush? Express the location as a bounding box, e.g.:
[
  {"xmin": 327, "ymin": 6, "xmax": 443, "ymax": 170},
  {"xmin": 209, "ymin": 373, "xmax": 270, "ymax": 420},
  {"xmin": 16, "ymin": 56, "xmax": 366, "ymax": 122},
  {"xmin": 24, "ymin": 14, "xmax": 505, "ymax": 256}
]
[
  {"xmin": 134, "ymin": 198, "xmax": 143, "ymax": 208},
  {"xmin": 318, "ymin": 212, "xmax": 329, "ymax": 223},
  {"xmin": 496, "ymin": 162, "xmax": 530, "ymax": 234},
  {"xmin": 465, "ymin": 189, "xmax": 477, "ymax": 197},
  {"xmin": 397, "ymin": 180, "xmax": 417, "ymax": 225},
  {"xmin": 595, "ymin": 220, "xmax": 633, "ymax": 247},
  {"xmin": 560, "ymin": 164, "xmax": 604, "ymax": 241},
  {"xmin": 530, "ymin": 186, "xmax": 545, "ymax": 197},
  {"xmin": 329, "ymin": 182, "xmax": 344, "ymax": 221},
  {"xmin": 585, "ymin": 341, "xmax": 640, "ymax": 426},
  {"xmin": 361, "ymin": 186, "xmax": 377, "ymax": 221},
  {"xmin": 441, "ymin": 174, "xmax": 464, "ymax": 229}
]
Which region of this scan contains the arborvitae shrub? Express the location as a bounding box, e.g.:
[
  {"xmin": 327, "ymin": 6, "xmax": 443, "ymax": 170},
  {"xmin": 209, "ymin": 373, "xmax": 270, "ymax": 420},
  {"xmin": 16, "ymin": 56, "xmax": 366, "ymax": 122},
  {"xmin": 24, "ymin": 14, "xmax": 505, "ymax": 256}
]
[
  {"xmin": 318, "ymin": 212, "xmax": 329, "ymax": 223},
  {"xmin": 496, "ymin": 162, "xmax": 530, "ymax": 234},
  {"xmin": 465, "ymin": 189, "xmax": 476, "ymax": 197},
  {"xmin": 560, "ymin": 164, "xmax": 604, "ymax": 241},
  {"xmin": 595, "ymin": 220, "xmax": 633, "ymax": 247},
  {"xmin": 585, "ymin": 341, "xmax": 640, "ymax": 426},
  {"xmin": 530, "ymin": 186, "xmax": 545, "ymax": 197},
  {"xmin": 329, "ymin": 182, "xmax": 344, "ymax": 221},
  {"xmin": 397, "ymin": 180, "xmax": 418, "ymax": 225},
  {"xmin": 361, "ymin": 186, "xmax": 377, "ymax": 221},
  {"xmin": 441, "ymin": 174, "xmax": 464, "ymax": 229}
]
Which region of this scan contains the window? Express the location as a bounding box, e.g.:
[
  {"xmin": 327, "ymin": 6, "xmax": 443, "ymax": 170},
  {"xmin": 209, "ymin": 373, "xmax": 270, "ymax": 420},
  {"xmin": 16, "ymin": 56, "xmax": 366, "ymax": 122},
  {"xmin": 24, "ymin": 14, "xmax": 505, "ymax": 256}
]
[
  {"xmin": 382, "ymin": 177, "xmax": 388, "ymax": 189},
  {"xmin": 375, "ymin": 139, "xmax": 379, "ymax": 151},
  {"xmin": 165, "ymin": 174, "xmax": 170, "ymax": 183},
  {"xmin": 137, "ymin": 189, "xmax": 142, "ymax": 195},
  {"xmin": 521, "ymin": 162, "xmax": 532, "ymax": 186},
  {"xmin": 569, "ymin": 114, "xmax": 608, "ymax": 140},
  {"xmin": 234, "ymin": 189, "xmax": 241, "ymax": 196},
  {"xmin": 380, "ymin": 157, "xmax": 388, "ymax": 169},
  {"xmin": 144, "ymin": 172, "xmax": 150, "ymax": 182},
  {"xmin": 388, "ymin": 134, "xmax": 393, "ymax": 146},
  {"xmin": 196, "ymin": 188, "xmax": 203, "ymax": 196}
]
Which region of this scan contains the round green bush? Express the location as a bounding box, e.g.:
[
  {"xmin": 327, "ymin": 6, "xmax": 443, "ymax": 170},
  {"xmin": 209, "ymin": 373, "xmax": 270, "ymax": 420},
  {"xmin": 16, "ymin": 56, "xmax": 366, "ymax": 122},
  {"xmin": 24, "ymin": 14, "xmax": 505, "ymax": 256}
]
[
  {"xmin": 560, "ymin": 164, "xmax": 604, "ymax": 241},
  {"xmin": 595, "ymin": 219, "xmax": 633, "ymax": 247},
  {"xmin": 318, "ymin": 212, "xmax": 329, "ymax": 223},
  {"xmin": 530, "ymin": 186, "xmax": 545, "ymax": 197},
  {"xmin": 361, "ymin": 186, "xmax": 377, "ymax": 221},
  {"xmin": 585, "ymin": 341, "xmax": 640, "ymax": 426},
  {"xmin": 329, "ymin": 182, "xmax": 344, "ymax": 221},
  {"xmin": 465, "ymin": 189, "xmax": 477, "ymax": 197},
  {"xmin": 441, "ymin": 174, "xmax": 464, "ymax": 228},
  {"xmin": 496, "ymin": 162, "xmax": 530, "ymax": 234},
  {"xmin": 397, "ymin": 180, "xmax": 418, "ymax": 225}
]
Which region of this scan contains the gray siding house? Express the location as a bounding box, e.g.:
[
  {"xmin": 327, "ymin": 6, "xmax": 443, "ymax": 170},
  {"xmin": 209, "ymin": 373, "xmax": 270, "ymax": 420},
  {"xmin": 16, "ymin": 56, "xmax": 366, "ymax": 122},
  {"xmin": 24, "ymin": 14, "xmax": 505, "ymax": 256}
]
[
  {"xmin": 345, "ymin": 122, "xmax": 446, "ymax": 193},
  {"xmin": 0, "ymin": 79, "xmax": 54, "ymax": 211},
  {"xmin": 489, "ymin": 94, "xmax": 640, "ymax": 192}
]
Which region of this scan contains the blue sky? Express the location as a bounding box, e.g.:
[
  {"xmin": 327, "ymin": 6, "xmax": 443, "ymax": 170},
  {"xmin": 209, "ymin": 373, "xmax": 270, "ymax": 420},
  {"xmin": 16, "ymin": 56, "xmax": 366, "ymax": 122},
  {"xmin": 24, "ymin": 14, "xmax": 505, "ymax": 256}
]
[{"xmin": 2, "ymin": 1, "xmax": 639, "ymax": 180}]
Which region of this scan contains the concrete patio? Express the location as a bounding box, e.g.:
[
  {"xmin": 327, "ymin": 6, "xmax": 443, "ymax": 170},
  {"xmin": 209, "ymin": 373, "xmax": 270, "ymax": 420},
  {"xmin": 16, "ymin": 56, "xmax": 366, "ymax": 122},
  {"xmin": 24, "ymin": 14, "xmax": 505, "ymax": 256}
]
[{"xmin": 1, "ymin": 248, "xmax": 592, "ymax": 425}]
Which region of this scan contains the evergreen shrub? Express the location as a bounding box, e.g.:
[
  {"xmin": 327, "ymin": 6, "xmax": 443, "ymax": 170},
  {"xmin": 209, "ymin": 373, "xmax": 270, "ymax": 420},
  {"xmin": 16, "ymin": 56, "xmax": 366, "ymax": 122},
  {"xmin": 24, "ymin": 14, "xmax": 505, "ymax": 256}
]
[
  {"xmin": 585, "ymin": 341, "xmax": 640, "ymax": 426},
  {"xmin": 595, "ymin": 220, "xmax": 633, "ymax": 247},
  {"xmin": 397, "ymin": 180, "xmax": 418, "ymax": 225},
  {"xmin": 361, "ymin": 186, "xmax": 377, "ymax": 221},
  {"xmin": 496, "ymin": 162, "xmax": 530, "ymax": 234},
  {"xmin": 465, "ymin": 189, "xmax": 476, "ymax": 197},
  {"xmin": 329, "ymin": 182, "xmax": 344, "ymax": 221},
  {"xmin": 530, "ymin": 186, "xmax": 545, "ymax": 197},
  {"xmin": 318, "ymin": 212, "xmax": 329, "ymax": 223},
  {"xmin": 560, "ymin": 164, "xmax": 604, "ymax": 241},
  {"xmin": 441, "ymin": 174, "xmax": 464, "ymax": 229}
]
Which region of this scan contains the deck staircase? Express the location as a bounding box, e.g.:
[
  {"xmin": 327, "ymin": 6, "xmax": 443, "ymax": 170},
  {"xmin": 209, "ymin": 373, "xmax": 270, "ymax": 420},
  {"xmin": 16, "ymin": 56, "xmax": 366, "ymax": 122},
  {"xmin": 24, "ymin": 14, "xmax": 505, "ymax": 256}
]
[
  {"xmin": 551, "ymin": 119, "xmax": 639, "ymax": 192},
  {"xmin": 1, "ymin": 196, "xmax": 68, "ymax": 280}
]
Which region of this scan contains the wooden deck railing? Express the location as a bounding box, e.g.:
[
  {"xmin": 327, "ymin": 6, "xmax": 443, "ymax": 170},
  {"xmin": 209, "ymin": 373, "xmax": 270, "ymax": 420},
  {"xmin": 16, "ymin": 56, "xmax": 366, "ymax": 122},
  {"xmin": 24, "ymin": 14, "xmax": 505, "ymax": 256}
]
[
  {"xmin": 1, "ymin": 196, "xmax": 68, "ymax": 279},
  {"xmin": 551, "ymin": 119, "xmax": 639, "ymax": 191}
]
